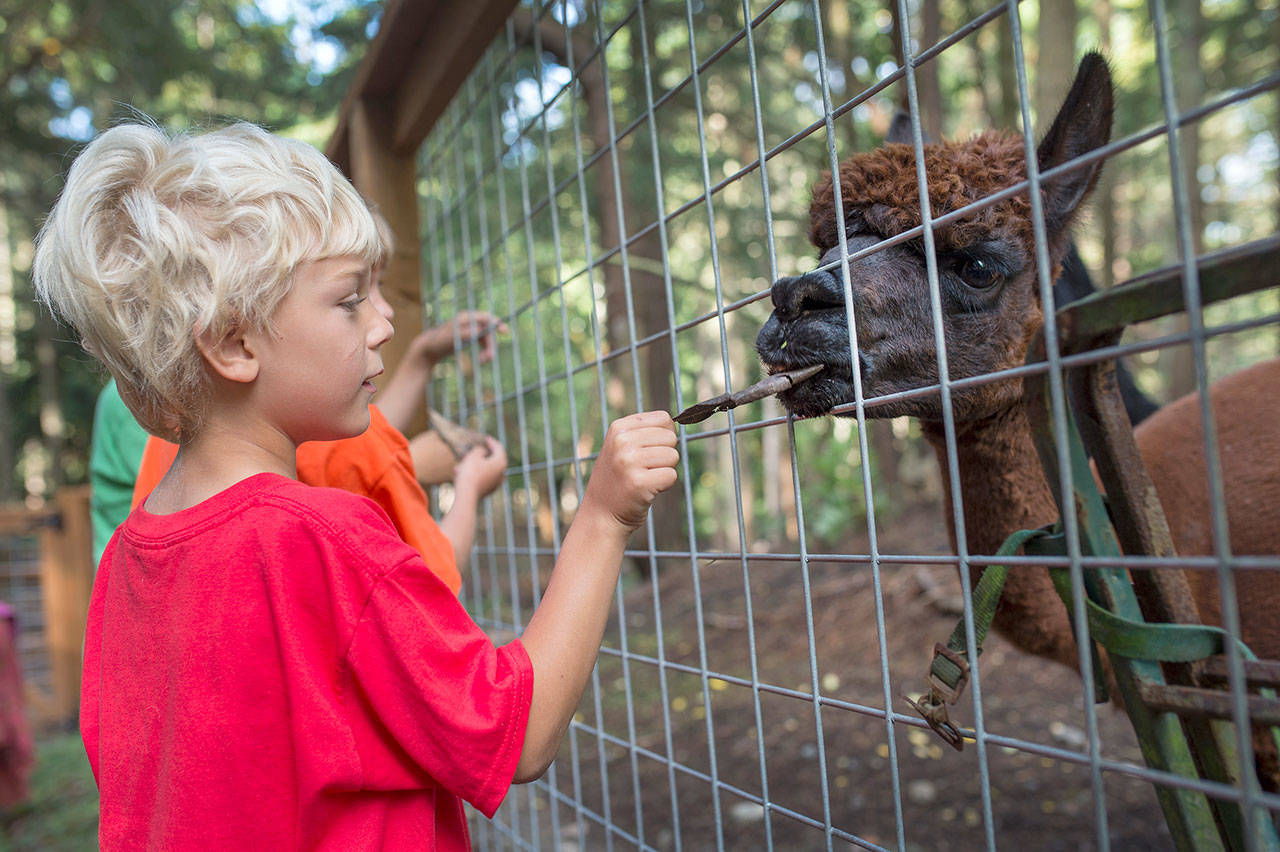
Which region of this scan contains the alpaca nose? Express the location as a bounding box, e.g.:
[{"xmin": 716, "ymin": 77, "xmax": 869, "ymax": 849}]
[{"xmin": 769, "ymin": 269, "xmax": 846, "ymax": 322}]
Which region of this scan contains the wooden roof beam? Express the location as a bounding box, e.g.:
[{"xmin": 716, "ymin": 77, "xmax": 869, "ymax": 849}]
[
  {"xmin": 389, "ymin": 0, "xmax": 520, "ymax": 154},
  {"xmin": 327, "ymin": 0, "xmax": 520, "ymax": 171}
]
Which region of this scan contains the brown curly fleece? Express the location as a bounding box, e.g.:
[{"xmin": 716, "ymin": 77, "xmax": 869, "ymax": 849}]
[{"xmin": 808, "ymin": 130, "xmax": 1036, "ymax": 254}]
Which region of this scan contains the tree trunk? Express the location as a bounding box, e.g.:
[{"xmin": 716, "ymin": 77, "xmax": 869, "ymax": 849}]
[
  {"xmin": 0, "ymin": 194, "xmax": 15, "ymax": 501},
  {"xmin": 995, "ymin": 19, "xmax": 1019, "ymax": 130},
  {"xmin": 1097, "ymin": 0, "xmax": 1116, "ymax": 289},
  {"xmin": 870, "ymin": 419, "xmax": 900, "ymax": 494},
  {"xmin": 0, "ymin": 373, "xmax": 12, "ymax": 502},
  {"xmin": 820, "ymin": 0, "xmax": 862, "ymax": 151},
  {"xmin": 886, "ymin": 0, "xmax": 943, "ymax": 137},
  {"xmin": 36, "ymin": 312, "xmax": 65, "ymax": 495},
  {"xmin": 627, "ymin": 16, "xmax": 681, "ymax": 557},
  {"xmin": 918, "ymin": 0, "xmax": 944, "ymax": 141},
  {"xmin": 888, "ymin": 0, "xmax": 908, "ymax": 113},
  {"xmin": 1034, "ymin": 0, "xmax": 1077, "ymax": 130},
  {"xmin": 762, "ymin": 396, "xmax": 783, "ymax": 528},
  {"xmin": 515, "ymin": 10, "xmax": 679, "ymax": 560},
  {"xmin": 1163, "ymin": 0, "xmax": 1205, "ymax": 400},
  {"xmin": 960, "ymin": 0, "xmax": 995, "ymax": 125}
]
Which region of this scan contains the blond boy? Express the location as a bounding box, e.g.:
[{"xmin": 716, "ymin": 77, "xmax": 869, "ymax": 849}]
[
  {"xmin": 125, "ymin": 208, "xmax": 511, "ymax": 594},
  {"xmin": 35, "ymin": 122, "xmax": 678, "ymax": 850}
]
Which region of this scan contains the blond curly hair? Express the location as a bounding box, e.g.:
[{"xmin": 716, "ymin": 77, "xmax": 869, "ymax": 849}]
[{"xmin": 34, "ymin": 121, "xmax": 381, "ymax": 442}]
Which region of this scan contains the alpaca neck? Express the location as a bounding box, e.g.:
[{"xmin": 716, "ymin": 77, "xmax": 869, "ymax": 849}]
[
  {"xmin": 921, "ymin": 402, "xmax": 1060, "ymax": 558},
  {"xmin": 920, "ymin": 402, "xmax": 1087, "ymax": 673}
]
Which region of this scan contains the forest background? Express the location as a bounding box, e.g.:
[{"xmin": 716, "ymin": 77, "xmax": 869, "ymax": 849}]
[
  {"xmin": 0, "ymin": 0, "xmax": 379, "ymax": 506},
  {"xmin": 1, "ymin": 0, "xmax": 1278, "ymax": 549},
  {"xmin": 411, "ymin": 0, "xmax": 1278, "ymax": 559},
  {"xmin": 0, "ymin": 0, "xmax": 1277, "ymax": 847}
]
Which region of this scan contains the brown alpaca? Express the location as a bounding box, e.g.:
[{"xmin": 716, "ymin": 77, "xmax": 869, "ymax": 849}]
[{"xmin": 755, "ymin": 53, "xmax": 1280, "ymax": 684}]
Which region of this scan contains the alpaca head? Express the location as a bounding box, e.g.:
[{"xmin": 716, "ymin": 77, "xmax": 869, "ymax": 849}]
[{"xmin": 755, "ymin": 53, "xmax": 1113, "ymax": 421}]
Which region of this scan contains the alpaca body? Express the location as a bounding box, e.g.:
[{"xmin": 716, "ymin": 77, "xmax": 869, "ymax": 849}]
[
  {"xmin": 1135, "ymin": 358, "xmax": 1280, "ymax": 656},
  {"xmin": 922, "ymin": 357, "xmax": 1280, "ymax": 673}
]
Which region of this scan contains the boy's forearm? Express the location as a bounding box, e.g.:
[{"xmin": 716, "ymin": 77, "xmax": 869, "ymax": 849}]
[
  {"xmin": 375, "ymin": 356, "xmax": 434, "ymax": 434},
  {"xmin": 514, "ymin": 507, "xmax": 631, "ymax": 780},
  {"xmin": 437, "ymin": 484, "xmax": 480, "ymax": 576}
]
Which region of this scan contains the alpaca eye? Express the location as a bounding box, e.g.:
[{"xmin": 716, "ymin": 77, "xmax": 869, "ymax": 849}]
[{"xmin": 959, "ymin": 257, "xmax": 1001, "ymax": 289}]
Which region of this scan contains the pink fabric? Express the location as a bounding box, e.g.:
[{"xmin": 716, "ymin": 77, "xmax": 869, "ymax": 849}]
[
  {"xmin": 83, "ymin": 474, "xmax": 531, "ymax": 850},
  {"xmin": 0, "ymin": 601, "xmax": 33, "ymax": 807}
]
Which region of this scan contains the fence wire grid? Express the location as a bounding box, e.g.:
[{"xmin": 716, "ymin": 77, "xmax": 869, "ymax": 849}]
[{"xmin": 409, "ymin": 0, "xmax": 1280, "ymax": 848}]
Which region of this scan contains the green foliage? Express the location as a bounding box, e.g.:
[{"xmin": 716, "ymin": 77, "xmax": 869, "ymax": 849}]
[
  {"xmin": 0, "ymin": 732, "xmax": 99, "ymax": 850},
  {"xmin": 420, "ymin": 0, "xmax": 1278, "ymax": 558}
]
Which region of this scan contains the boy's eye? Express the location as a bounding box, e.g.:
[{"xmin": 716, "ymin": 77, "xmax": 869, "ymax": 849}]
[{"xmin": 340, "ymin": 296, "xmax": 366, "ymax": 312}]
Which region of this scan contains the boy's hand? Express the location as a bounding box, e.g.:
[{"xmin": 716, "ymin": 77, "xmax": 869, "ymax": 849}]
[
  {"xmin": 453, "ymin": 436, "xmax": 508, "ymax": 500},
  {"xmin": 411, "ymin": 311, "xmax": 509, "ymax": 367},
  {"xmin": 582, "ymin": 411, "xmax": 679, "ymax": 532}
]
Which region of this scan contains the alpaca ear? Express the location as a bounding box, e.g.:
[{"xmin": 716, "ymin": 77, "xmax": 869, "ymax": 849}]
[
  {"xmin": 885, "ymin": 110, "xmax": 932, "ymax": 145},
  {"xmin": 1036, "ymin": 52, "xmax": 1113, "ymax": 232},
  {"xmin": 886, "ymin": 110, "xmax": 913, "ymax": 145}
]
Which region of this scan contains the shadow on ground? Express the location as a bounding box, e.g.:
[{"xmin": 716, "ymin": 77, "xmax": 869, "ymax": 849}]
[{"xmin": 496, "ymin": 500, "xmax": 1174, "ymax": 851}]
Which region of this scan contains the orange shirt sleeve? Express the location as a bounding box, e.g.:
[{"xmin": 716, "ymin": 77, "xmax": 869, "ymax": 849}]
[
  {"xmin": 297, "ymin": 406, "xmax": 461, "ymax": 596},
  {"xmin": 128, "ymin": 407, "xmax": 461, "ymax": 596}
]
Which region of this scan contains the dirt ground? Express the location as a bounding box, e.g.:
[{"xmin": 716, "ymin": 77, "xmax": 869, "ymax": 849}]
[{"xmin": 480, "ymin": 500, "xmax": 1177, "ymax": 850}]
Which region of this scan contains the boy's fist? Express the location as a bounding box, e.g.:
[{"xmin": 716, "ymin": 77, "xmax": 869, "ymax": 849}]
[
  {"xmin": 583, "ymin": 411, "xmax": 679, "ymax": 532},
  {"xmin": 453, "ymin": 436, "xmax": 508, "ymax": 500}
]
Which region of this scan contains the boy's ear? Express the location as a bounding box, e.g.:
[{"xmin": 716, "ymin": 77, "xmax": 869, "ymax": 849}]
[{"xmin": 195, "ymin": 324, "xmax": 260, "ymax": 384}]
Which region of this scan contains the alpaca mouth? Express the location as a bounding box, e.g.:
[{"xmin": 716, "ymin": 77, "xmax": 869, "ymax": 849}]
[
  {"xmin": 756, "ymin": 308, "xmax": 862, "ymax": 417},
  {"xmin": 673, "ymin": 364, "xmax": 825, "ymax": 424},
  {"xmin": 758, "ymin": 356, "xmax": 858, "ymax": 418}
]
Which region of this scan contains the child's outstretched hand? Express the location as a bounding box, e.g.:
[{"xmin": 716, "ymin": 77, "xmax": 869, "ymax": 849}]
[
  {"xmin": 411, "ymin": 311, "xmax": 509, "ymax": 367},
  {"xmin": 582, "ymin": 411, "xmax": 679, "ymax": 532},
  {"xmin": 453, "ymin": 436, "xmax": 508, "ymax": 501},
  {"xmin": 375, "ymin": 312, "xmax": 509, "ymax": 437}
]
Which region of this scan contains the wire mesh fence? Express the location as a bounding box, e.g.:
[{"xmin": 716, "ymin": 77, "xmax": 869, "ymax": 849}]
[
  {"xmin": 411, "ymin": 0, "xmax": 1280, "ymax": 848},
  {"xmin": 0, "ymin": 532, "xmax": 52, "ymax": 707}
]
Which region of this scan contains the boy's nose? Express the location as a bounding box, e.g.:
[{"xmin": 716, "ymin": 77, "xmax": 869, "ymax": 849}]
[
  {"xmin": 369, "ymin": 280, "xmax": 395, "ymax": 322},
  {"xmin": 369, "ymin": 307, "xmax": 394, "ymax": 348}
]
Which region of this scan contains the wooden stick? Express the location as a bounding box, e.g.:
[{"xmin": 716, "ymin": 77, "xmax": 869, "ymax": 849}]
[
  {"xmin": 427, "ymin": 408, "xmax": 490, "ymax": 459},
  {"xmin": 673, "ymin": 364, "xmax": 824, "ymax": 424}
]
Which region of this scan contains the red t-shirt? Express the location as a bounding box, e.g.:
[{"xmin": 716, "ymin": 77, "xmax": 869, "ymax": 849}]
[
  {"xmin": 130, "ymin": 406, "xmax": 462, "ymax": 595},
  {"xmin": 83, "ymin": 473, "xmax": 532, "ymax": 850}
]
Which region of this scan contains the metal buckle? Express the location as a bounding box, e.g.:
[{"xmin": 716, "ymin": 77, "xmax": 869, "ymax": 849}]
[
  {"xmin": 904, "ymin": 691, "xmax": 967, "ymax": 751},
  {"xmin": 928, "ymin": 643, "xmax": 971, "ymax": 705}
]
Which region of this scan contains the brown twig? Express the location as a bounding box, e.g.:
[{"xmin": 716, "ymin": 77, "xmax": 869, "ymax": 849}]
[
  {"xmin": 427, "ymin": 409, "xmax": 490, "ymax": 460},
  {"xmin": 674, "ymin": 365, "xmax": 824, "ymax": 424}
]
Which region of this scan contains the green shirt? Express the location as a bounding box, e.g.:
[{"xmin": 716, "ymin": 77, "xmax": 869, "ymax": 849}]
[{"xmin": 89, "ymin": 380, "xmax": 149, "ymax": 565}]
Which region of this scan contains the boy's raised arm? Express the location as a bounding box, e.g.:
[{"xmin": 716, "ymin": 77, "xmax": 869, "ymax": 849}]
[
  {"xmin": 513, "ymin": 411, "xmax": 679, "ymax": 781},
  {"xmin": 376, "ymin": 311, "xmax": 507, "ymax": 434},
  {"xmin": 437, "ymin": 436, "xmax": 508, "ymax": 575}
]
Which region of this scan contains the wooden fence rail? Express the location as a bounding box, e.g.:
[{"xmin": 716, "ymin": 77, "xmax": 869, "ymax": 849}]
[{"xmin": 0, "ymin": 486, "xmax": 94, "ymax": 728}]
